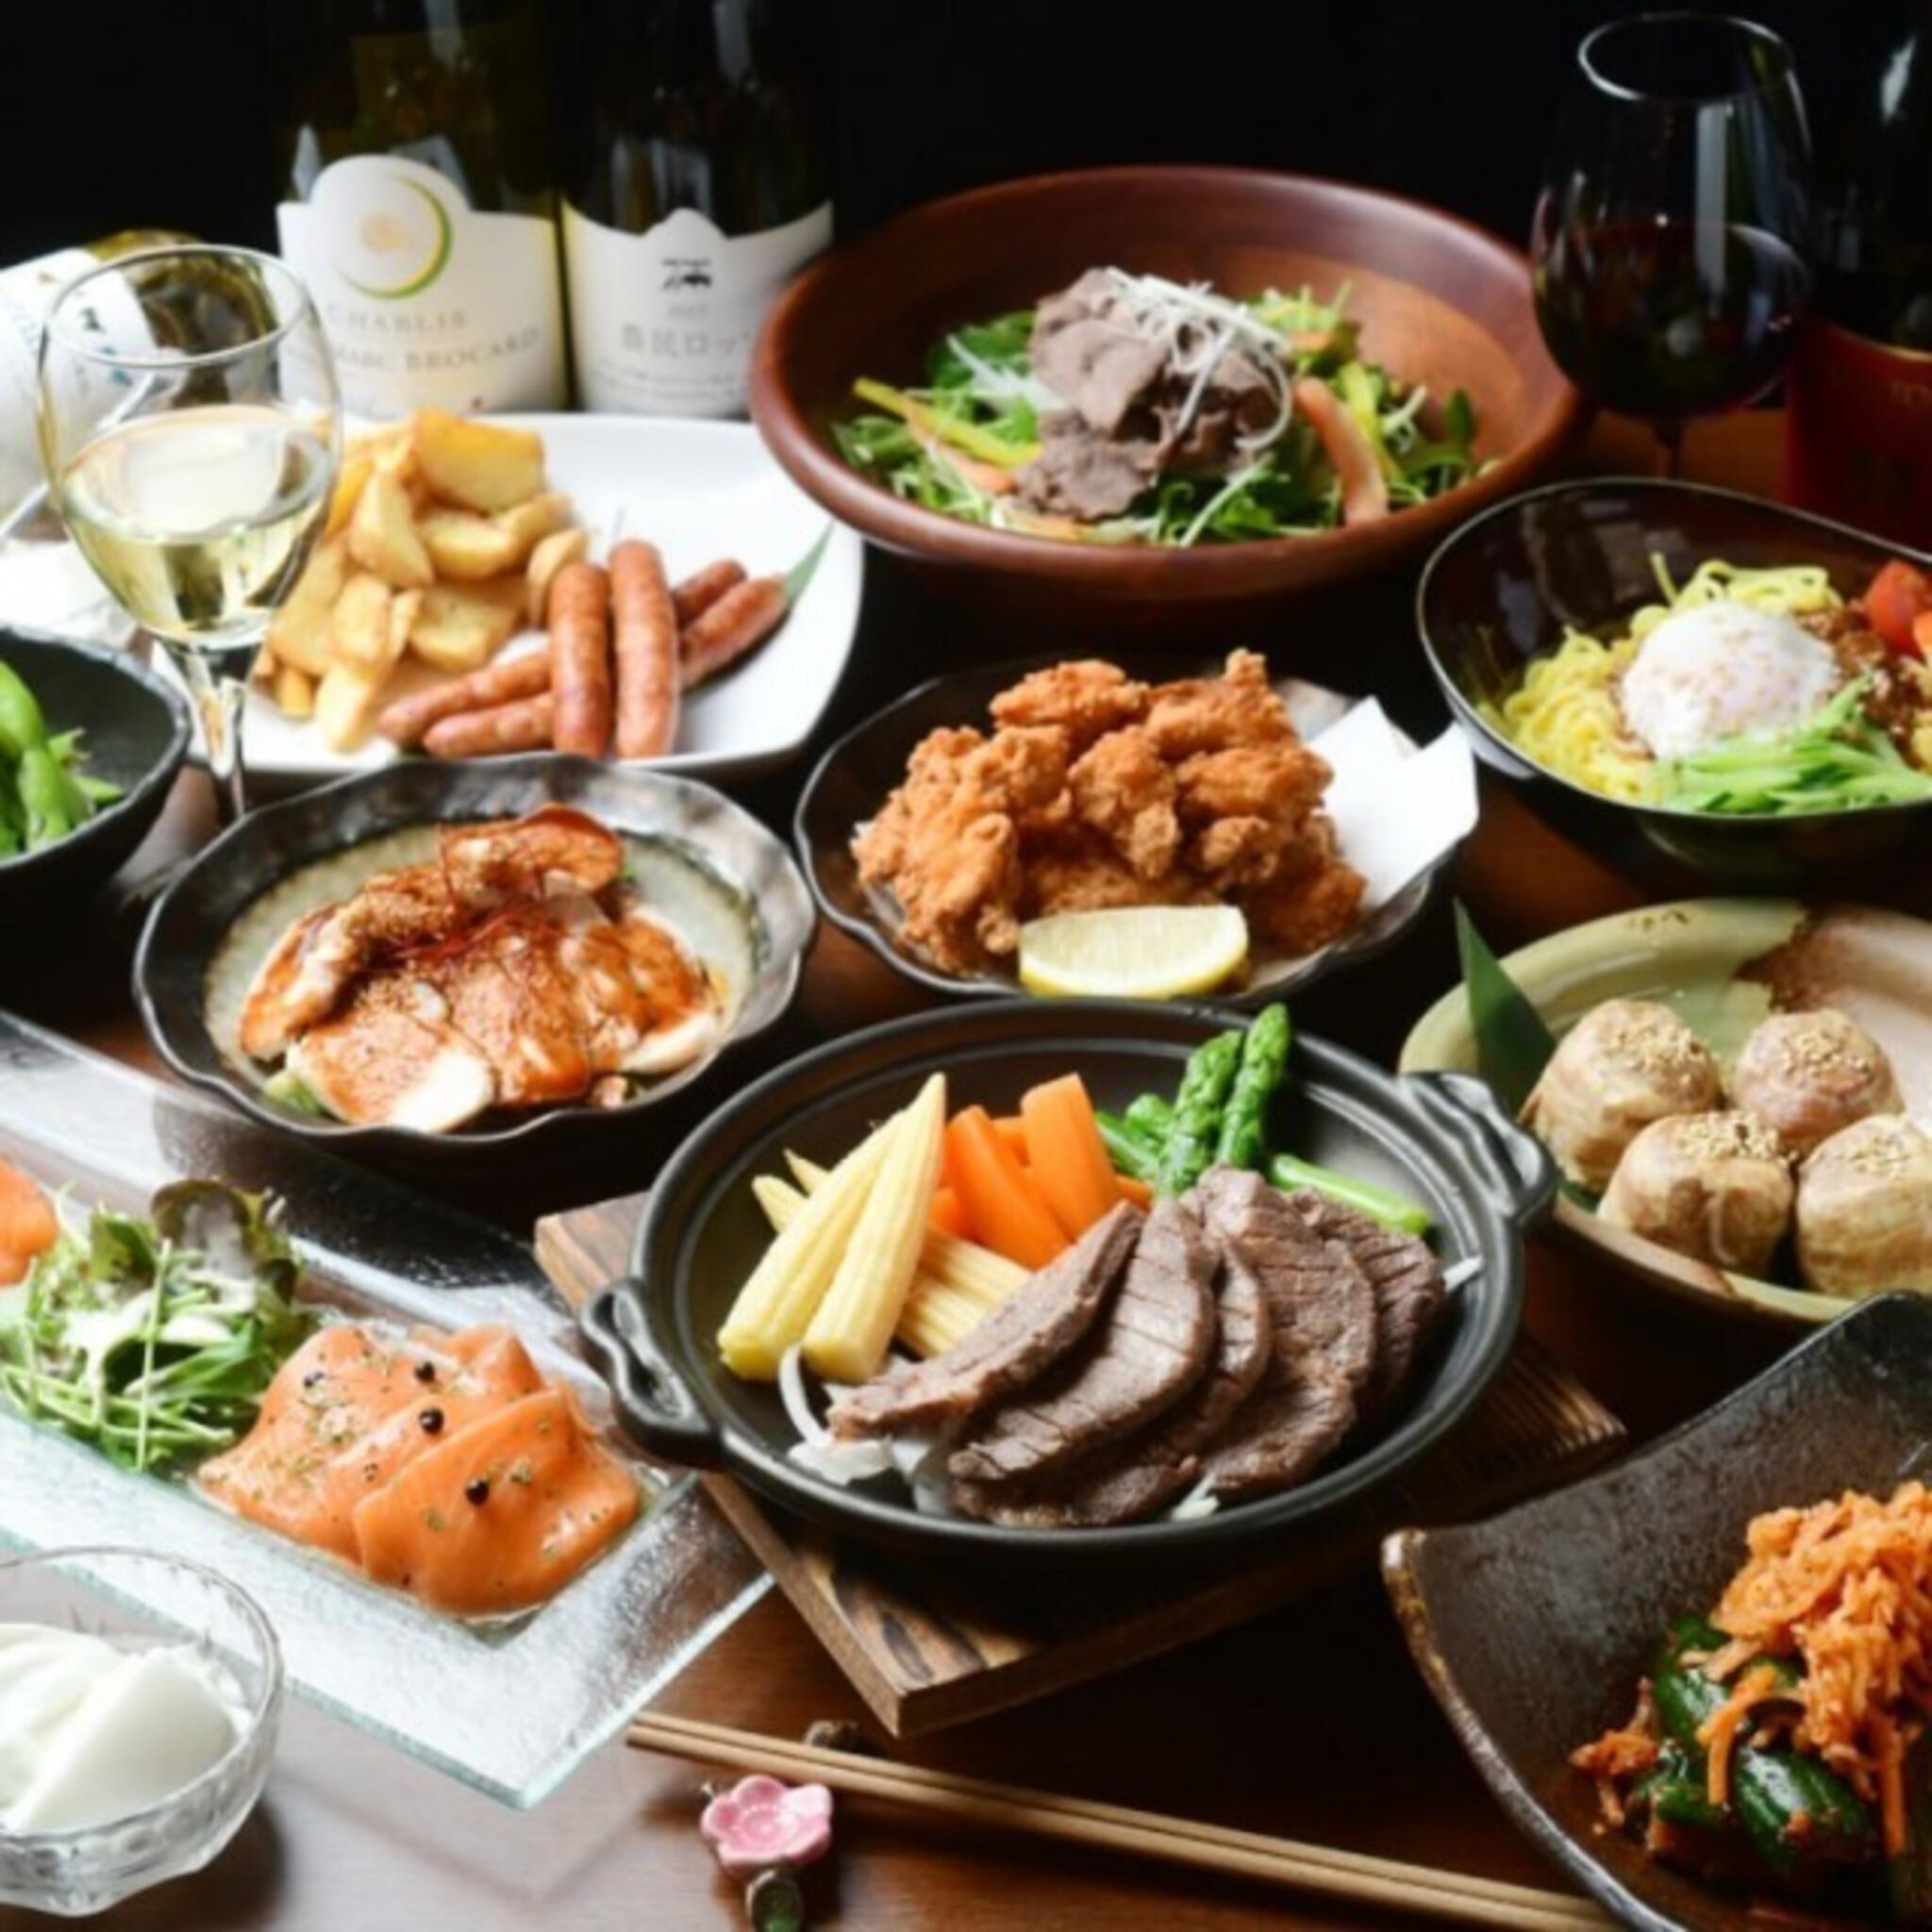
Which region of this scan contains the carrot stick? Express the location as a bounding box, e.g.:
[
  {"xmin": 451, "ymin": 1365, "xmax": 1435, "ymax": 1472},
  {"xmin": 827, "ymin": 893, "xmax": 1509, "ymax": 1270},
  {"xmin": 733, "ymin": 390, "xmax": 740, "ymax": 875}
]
[
  {"xmin": 991, "ymin": 1115, "xmax": 1029, "ymax": 1159},
  {"xmin": 1019, "ymin": 1075, "xmax": 1122, "ymax": 1238},
  {"xmin": 1117, "ymin": 1175, "xmax": 1154, "ymax": 1211},
  {"xmin": 942, "ymin": 1109, "xmax": 1068, "ymax": 1272},
  {"xmin": 928, "ymin": 1186, "xmax": 972, "ymax": 1241}
]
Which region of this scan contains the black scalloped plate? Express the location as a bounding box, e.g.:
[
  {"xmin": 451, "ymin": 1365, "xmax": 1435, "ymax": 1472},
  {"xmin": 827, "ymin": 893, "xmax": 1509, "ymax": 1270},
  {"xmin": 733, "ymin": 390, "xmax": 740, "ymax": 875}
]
[
  {"xmin": 793, "ymin": 652, "xmax": 1448, "ymax": 1008},
  {"xmin": 133, "ymin": 756, "xmax": 815, "ymax": 1163}
]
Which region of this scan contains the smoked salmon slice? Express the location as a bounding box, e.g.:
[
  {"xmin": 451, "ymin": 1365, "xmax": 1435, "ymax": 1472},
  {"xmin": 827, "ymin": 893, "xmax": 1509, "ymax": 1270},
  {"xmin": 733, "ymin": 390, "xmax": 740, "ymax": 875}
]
[
  {"xmin": 351, "ymin": 1387, "xmax": 640, "ymax": 1616},
  {"xmin": 0, "ymin": 1160, "xmax": 57, "ymax": 1286},
  {"xmin": 198, "ymin": 1326, "xmax": 439, "ymax": 1555}
]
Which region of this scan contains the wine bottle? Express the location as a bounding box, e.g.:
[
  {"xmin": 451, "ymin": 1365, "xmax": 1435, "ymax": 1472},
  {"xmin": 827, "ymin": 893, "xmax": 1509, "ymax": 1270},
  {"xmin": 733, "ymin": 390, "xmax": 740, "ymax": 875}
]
[
  {"xmin": 268, "ymin": 0, "xmax": 567, "ymax": 418},
  {"xmin": 1785, "ymin": 2, "xmax": 1932, "ymax": 542},
  {"xmin": 563, "ymin": 0, "xmax": 831, "ymax": 417}
]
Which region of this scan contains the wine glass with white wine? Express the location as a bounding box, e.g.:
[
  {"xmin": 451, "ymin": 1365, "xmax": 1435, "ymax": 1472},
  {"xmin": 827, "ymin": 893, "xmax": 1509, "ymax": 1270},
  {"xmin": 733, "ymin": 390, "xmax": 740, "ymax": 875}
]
[{"xmin": 37, "ymin": 245, "xmax": 341, "ymax": 824}]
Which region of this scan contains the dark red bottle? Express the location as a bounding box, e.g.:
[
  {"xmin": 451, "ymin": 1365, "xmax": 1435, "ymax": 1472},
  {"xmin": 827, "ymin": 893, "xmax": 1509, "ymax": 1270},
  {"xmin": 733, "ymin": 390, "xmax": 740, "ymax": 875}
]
[{"xmin": 1786, "ymin": 2, "xmax": 1932, "ymax": 544}]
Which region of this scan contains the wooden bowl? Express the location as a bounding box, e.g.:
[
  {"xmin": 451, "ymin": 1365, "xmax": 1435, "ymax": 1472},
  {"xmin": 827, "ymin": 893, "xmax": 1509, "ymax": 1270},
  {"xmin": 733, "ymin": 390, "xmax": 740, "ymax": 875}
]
[{"xmin": 750, "ymin": 166, "xmax": 1584, "ymax": 627}]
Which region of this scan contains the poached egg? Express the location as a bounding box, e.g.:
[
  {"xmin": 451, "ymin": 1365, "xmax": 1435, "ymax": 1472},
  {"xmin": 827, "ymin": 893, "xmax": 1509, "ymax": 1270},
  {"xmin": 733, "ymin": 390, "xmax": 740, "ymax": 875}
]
[{"xmin": 1618, "ymin": 601, "xmax": 1840, "ymax": 760}]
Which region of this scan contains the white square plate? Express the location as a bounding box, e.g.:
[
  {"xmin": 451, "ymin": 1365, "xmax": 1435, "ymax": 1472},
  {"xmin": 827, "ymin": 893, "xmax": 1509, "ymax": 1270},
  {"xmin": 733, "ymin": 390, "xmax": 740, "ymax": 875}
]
[{"xmin": 160, "ymin": 412, "xmax": 864, "ymax": 785}]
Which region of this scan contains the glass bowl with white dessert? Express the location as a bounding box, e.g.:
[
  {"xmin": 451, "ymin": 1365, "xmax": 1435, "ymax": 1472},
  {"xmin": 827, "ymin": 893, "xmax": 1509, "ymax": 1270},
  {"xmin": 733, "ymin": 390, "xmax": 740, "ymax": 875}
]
[
  {"xmin": 0, "ymin": 1547, "xmax": 282, "ymax": 1917},
  {"xmin": 1419, "ymin": 477, "xmax": 1932, "ymax": 885}
]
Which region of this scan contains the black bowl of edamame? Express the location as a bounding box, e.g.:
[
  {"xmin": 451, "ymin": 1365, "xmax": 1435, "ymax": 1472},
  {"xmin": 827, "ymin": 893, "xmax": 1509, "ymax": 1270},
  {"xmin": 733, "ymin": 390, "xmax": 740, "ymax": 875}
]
[{"xmin": 0, "ymin": 627, "xmax": 191, "ymax": 915}]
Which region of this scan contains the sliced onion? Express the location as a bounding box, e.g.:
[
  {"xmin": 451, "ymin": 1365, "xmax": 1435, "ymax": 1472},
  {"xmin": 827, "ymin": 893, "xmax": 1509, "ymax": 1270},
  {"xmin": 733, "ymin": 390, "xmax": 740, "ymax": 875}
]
[
  {"xmin": 779, "ymin": 1344, "xmax": 895, "ymax": 1486},
  {"xmin": 1165, "ymin": 1474, "xmax": 1220, "ymax": 1523},
  {"xmin": 1442, "ymin": 1257, "xmax": 1482, "ymax": 1291}
]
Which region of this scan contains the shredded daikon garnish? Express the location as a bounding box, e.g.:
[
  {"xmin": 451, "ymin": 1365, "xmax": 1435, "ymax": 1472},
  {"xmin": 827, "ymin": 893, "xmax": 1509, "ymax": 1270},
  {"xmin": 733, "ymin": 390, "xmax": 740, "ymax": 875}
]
[{"xmin": 941, "ymin": 333, "xmax": 1060, "ymax": 411}]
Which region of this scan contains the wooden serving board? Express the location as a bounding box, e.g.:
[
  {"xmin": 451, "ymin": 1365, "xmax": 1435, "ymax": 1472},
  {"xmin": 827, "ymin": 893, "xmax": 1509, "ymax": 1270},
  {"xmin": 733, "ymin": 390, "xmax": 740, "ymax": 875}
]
[{"xmin": 540, "ymin": 1194, "xmax": 1624, "ymax": 1740}]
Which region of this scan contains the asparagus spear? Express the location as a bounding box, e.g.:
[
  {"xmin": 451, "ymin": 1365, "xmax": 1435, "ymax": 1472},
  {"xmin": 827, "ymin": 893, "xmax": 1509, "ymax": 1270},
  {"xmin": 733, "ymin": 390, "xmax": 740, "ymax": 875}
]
[
  {"xmin": 1212, "ymin": 1004, "xmax": 1291, "ymax": 1171},
  {"xmin": 1154, "ymin": 1031, "xmax": 1242, "ymax": 1198}
]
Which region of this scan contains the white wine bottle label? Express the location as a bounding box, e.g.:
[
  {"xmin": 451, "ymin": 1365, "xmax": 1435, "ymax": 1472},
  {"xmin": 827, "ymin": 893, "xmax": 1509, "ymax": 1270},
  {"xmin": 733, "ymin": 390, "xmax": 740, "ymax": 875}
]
[
  {"xmin": 563, "ymin": 201, "xmax": 831, "ymax": 417},
  {"xmin": 278, "ymin": 154, "xmax": 566, "ymax": 418}
]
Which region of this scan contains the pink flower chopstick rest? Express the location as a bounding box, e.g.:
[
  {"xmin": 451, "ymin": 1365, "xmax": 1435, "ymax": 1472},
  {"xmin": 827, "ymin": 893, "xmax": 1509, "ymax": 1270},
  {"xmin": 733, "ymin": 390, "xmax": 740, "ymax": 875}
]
[{"xmin": 700, "ymin": 1774, "xmax": 835, "ymax": 1880}]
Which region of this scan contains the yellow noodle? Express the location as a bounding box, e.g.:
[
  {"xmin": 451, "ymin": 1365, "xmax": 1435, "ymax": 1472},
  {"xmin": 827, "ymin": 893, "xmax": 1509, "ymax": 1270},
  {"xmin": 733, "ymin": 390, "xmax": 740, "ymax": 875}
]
[{"xmin": 1481, "ymin": 558, "xmax": 1844, "ymax": 800}]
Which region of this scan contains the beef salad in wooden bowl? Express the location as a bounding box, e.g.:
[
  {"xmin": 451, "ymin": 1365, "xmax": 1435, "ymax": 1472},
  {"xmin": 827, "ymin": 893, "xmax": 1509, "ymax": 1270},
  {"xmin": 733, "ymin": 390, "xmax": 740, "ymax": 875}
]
[
  {"xmin": 580, "ymin": 999, "xmax": 1553, "ymax": 1571},
  {"xmin": 752, "ymin": 166, "xmax": 1582, "ymax": 623}
]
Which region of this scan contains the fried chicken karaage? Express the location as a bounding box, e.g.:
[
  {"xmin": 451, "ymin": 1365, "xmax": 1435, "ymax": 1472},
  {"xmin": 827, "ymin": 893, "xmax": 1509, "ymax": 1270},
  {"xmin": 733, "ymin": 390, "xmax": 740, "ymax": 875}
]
[{"xmin": 854, "ymin": 653, "xmax": 1364, "ymax": 974}]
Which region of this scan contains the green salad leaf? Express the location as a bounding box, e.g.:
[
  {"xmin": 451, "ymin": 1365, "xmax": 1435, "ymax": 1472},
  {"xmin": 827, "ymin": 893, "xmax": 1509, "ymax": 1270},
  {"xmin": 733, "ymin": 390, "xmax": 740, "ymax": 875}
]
[{"xmin": 0, "ymin": 1181, "xmax": 313, "ymax": 1474}]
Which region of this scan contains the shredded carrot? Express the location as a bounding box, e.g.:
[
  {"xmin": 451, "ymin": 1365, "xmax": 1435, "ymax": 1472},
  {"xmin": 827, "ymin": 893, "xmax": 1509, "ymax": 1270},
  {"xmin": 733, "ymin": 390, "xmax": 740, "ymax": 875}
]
[
  {"xmin": 1698, "ymin": 1663, "xmax": 1782, "ymax": 1810},
  {"xmin": 1708, "ymin": 1481, "xmax": 1932, "ymax": 1807}
]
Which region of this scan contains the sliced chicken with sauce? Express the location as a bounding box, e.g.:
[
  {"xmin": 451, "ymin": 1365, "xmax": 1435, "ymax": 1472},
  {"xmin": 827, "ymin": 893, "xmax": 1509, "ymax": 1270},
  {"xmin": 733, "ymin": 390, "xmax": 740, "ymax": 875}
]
[
  {"xmin": 237, "ymin": 808, "xmax": 727, "ymax": 1131},
  {"xmin": 283, "ymin": 975, "xmax": 499, "ymax": 1133}
]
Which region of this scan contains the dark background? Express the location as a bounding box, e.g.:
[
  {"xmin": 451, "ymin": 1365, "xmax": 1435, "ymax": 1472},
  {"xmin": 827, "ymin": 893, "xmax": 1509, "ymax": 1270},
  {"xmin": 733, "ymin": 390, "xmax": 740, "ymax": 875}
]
[{"xmin": 0, "ymin": 1, "xmax": 1873, "ymax": 260}]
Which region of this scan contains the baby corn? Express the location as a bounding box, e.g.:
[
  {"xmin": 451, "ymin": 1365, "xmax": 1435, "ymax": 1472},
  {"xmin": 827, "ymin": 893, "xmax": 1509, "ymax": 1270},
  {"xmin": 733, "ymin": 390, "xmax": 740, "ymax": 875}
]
[
  {"xmin": 787, "ymin": 1154, "xmax": 1026, "ymax": 1306},
  {"xmin": 715, "ymin": 1118, "xmax": 894, "ymax": 1379},
  {"xmin": 803, "ymin": 1075, "xmax": 946, "ymax": 1383},
  {"xmin": 753, "ymin": 1174, "xmax": 1003, "ymax": 1358}
]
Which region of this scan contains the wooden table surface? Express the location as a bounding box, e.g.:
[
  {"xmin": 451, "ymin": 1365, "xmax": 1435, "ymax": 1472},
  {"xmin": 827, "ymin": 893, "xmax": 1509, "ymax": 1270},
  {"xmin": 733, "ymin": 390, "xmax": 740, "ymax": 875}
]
[{"xmin": 0, "ymin": 409, "xmax": 1817, "ymax": 1931}]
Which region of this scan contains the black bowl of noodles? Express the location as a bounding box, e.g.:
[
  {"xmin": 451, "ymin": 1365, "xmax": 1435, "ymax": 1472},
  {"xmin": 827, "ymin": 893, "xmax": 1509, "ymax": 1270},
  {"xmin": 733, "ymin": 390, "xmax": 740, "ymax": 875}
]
[{"xmin": 1417, "ymin": 477, "xmax": 1932, "ymax": 890}]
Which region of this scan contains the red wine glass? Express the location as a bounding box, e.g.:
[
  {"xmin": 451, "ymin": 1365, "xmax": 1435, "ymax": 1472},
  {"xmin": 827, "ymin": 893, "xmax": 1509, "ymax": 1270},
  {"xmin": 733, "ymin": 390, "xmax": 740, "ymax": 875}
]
[{"xmin": 1531, "ymin": 12, "xmax": 1813, "ymax": 475}]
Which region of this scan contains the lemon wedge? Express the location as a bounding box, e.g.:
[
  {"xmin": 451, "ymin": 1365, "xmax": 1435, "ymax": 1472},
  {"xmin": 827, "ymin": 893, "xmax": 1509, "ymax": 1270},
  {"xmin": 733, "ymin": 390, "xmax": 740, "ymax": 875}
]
[{"xmin": 1017, "ymin": 907, "xmax": 1250, "ymax": 1001}]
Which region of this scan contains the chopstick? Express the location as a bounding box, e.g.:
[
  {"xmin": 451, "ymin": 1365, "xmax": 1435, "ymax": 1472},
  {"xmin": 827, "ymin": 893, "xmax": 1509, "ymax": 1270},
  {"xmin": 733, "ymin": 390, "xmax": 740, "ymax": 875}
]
[{"xmin": 628, "ymin": 1712, "xmax": 1610, "ymax": 1930}]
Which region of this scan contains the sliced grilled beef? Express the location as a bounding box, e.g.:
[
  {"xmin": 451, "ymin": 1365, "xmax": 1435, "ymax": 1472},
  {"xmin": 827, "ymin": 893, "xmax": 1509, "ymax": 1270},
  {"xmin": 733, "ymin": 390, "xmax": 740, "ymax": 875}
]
[
  {"xmin": 1283, "ymin": 1189, "xmax": 1444, "ymax": 1423},
  {"xmin": 948, "ymin": 1198, "xmax": 1217, "ymax": 1487},
  {"xmin": 1192, "ymin": 1165, "xmax": 1377, "ymax": 1502},
  {"xmin": 951, "ymin": 1238, "xmax": 1273, "ymax": 1527},
  {"xmin": 825, "ymin": 1203, "xmax": 1141, "ymax": 1441},
  {"xmin": 1195, "ymin": 1168, "xmax": 1378, "ymax": 1403}
]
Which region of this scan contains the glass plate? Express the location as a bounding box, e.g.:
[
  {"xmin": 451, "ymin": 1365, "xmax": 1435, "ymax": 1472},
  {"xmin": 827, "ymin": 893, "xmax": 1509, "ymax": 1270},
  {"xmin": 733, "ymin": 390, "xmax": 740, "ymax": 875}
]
[{"xmin": 0, "ymin": 1009, "xmax": 768, "ymax": 1807}]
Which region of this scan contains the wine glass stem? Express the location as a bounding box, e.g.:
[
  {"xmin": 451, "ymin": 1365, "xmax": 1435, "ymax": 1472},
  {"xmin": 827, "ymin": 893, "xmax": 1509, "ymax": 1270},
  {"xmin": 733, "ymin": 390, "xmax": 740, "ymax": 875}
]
[{"xmin": 167, "ymin": 641, "xmax": 248, "ymax": 827}]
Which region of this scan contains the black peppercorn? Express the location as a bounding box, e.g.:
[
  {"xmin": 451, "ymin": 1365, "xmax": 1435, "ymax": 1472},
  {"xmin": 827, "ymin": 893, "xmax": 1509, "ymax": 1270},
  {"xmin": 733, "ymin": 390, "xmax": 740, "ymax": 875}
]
[
  {"xmin": 419, "ymin": 1407, "xmax": 445, "ymax": 1435},
  {"xmin": 413, "ymin": 1359, "xmax": 436, "ymax": 1383},
  {"xmin": 465, "ymin": 1477, "xmax": 490, "ymax": 1506}
]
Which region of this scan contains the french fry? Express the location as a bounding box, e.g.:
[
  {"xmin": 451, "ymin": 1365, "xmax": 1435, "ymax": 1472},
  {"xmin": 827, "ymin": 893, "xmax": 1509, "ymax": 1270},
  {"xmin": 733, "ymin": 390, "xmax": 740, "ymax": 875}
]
[
  {"xmin": 348, "ymin": 466, "xmax": 434, "ymax": 589},
  {"xmin": 411, "ymin": 409, "xmax": 545, "ymax": 512},
  {"xmin": 716, "ymin": 1118, "xmax": 899, "ymax": 1381},
  {"xmin": 266, "ymin": 536, "xmax": 348, "ymax": 677},
  {"xmin": 525, "ymin": 526, "xmax": 590, "ymax": 624},
  {"xmin": 492, "ymin": 490, "xmax": 572, "ymax": 556},
  {"xmin": 787, "ymin": 1152, "xmax": 1026, "ymax": 1306},
  {"xmin": 324, "ymin": 445, "xmax": 374, "ymax": 540},
  {"xmin": 419, "ymin": 508, "xmax": 524, "ymax": 581},
  {"xmin": 329, "ymin": 571, "xmax": 400, "ymax": 673},
  {"xmin": 753, "ymin": 1174, "xmax": 1001, "ymax": 1359},
  {"xmin": 408, "ymin": 578, "xmax": 524, "ymax": 674},
  {"xmin": 312, "ymin": 656, "xmax": 389, "ymax": 752},
  {"xmin": 803, "ymin": 1074, "xmax": 947, "ymax": 1383},
  {"xmin": 271, "ymin": 662, "xmax": 315, "ymax": 720}
]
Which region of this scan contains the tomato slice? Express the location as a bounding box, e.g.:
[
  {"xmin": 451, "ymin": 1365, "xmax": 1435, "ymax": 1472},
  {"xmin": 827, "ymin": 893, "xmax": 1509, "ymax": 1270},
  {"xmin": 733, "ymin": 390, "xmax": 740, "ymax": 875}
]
[{"xmin": 1863, "ymin": 558, "xmax": 1932, "ymax": 655}]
